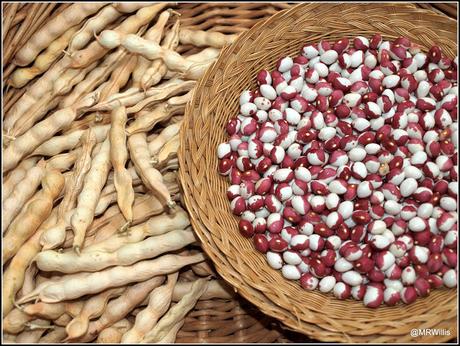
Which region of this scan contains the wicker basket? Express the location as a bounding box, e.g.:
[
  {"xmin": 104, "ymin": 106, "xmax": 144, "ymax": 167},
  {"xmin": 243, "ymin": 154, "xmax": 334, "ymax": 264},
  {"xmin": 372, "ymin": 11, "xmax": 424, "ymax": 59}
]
[
  {"xmin": 175, "ymin": 294, "xmax": 308, "ymax": 343},
  {"xmin": 2, "ymin": 2, "xmax": 307, "ymax": 343},
  {"xmin": 179, "ymin": 3, "xmax": 457, "ymax": 343}
]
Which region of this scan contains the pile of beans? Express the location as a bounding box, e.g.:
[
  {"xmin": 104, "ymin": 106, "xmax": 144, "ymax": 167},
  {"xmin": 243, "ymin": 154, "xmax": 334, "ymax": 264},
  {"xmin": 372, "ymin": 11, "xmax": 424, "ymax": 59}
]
[{"xmin": 217, "ymin": 34, "xmax": 457, "ymax": 307}]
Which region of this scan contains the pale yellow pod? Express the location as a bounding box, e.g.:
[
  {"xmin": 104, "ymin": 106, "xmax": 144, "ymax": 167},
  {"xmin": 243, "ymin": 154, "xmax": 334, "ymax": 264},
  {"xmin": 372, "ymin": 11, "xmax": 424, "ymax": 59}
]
[
  {"xmin": 3, "ymin": 157, "xmax": 39, "ymax": 201},
  {"xmin": 73, "ymin": 277, "xmax": 165, "ymax": 342},
  {"xmin": 101, "ymin": 168, "xmax": 142, "ymax": 196},
  {"xmin": 53, "ymin": 61, "xmax": 99, "ymax": 97},
  {"xmin": 100, "ymin": 54, "xmax": 138, "ymax": 102},
  {"xmin": 127, "ymin": 78, "xmax": 196, "ymax": 114},
  {"xmin": 103, "ymin": 85, "xmax": 140, "ymax": 104},
  {"xmin": 93, "ymin": 191, "xmax": 119, "ymax": 217},
  {"xmin": 45, "ymin": 148, "xmax": 81, "ymax": 172},
  {"xmin": 3, "ymin": 160, "xmax": 46, "ymax": 233},
  {"xmin": 4, "ymin": 56, "xmax": 71, "ymax": 133},
  {"xmin": 132, "ymin": 9, "xmax": 171, "ymax": 88},
  {"xmin": 142, "ymin": 278, "xmax": 209, "ymax": 342},
  {"xmin": 94, "ymin": 183, "xmax": 144, "ymax": 217},
  {"xmin": 98, "ymin": 29, "xmax": 197, "ymax": 73},
  {"xmin": 61, "ymin": 111, "xmax": 111, "ymax": 135},
  {"xmin": 126, "ymin": 103, "xmax": 181, "ymax": 135},
  {"xmin": 148, "ymin": 122, "xmax": 181, "ymax": 157},
  {"xmin": 108, "ymin": 29, "xmax": 215, "ymax": 80},
  {"xmin": 89, "ymin": 194, "xmax": 165, "ymax": 244},
  {"xmin": 15, "ymin": 319, "xmax": 50, "ymax": 343},
  {"xmin": 70, "ymin": 4, "xmax": 167, "ymax": 69},
  {"xmin": 125, "ymin": 82, "xmax": 193, "ymax": 114},
  {"xmin": 83, "ymin": 208, "xmax": 190, "ymax": 254},
  {"xmin": 53, "ymin": 313, "xmax": 73, "ymax": 327},
  {"xmin": 65, "ymin": 301, "xmax": 86, "ymax": 318},
  {"xmin": 191, "ymin": 259, "xmax": 215, "ymax": 278},
  {"xmin": 60, "ymin": 49, "xmax": 128, "ymax": 109},
  {"xmin": 3, "ymin": 107, "xmax": 76, "ymax": 172},
  {"xmin": 18, "ymin": 263, "xmax": 38, "ymax": 299},
  {"xmin": 9, "ymin": 25, "xmax": 80, "ymax": 88},
  {"xmin": 3, "ymin": 91, "xmax": 99, "ymax": 173},
  {"xmin": 179, "ymin": 59, "xmax": 216, "ymax": 80},
  {"xmin": 96, "ymin": 198, "xmax": 156, "ymax": 242},
  {"xmin": 128, "ymin": 133, "xmax": 174, "ymax": 208},
  {"xmin": 91, "ymin": 276, "xmax": 165, "ymax": 337},
  {"xmin": 14, "ymin": 3, "xmax": 106, "ymax": 66},
  {"xmin": 3, "ymin": 170, "xmax": 65, "ymax": 262},
  {"xmin": 172, "ymin": 280, "xmax": 235, "ymax": 302},
  {"xmin": 110, "ymin": 106, "xmax": 134, "ymax": 224},
  {"xmin": 9, "ymin": 94, "xmax": 61, "ymax": 140},
  {"xmin": 184, "ymin": 47, "xmax": 221, "ymax": 63},
  {"xmin": 59, "ymin": 129, "xmax": 98, "ymax": 216},
  {"xmin": 97, "ymin": 326, "xmax": 124, "ymax": 343},
  {"xmin": 68, "ymin": 5, "xmax": 122, "ymax": 52},
  {"xmin": 41, "ymin": 130, "xmax": 97, "ymax": 251},
  {"xmin": 71, "ymin": 136, "xmax": 112, "ymax": 253},
  {"xmin": 2, "ymin": 209, "xmax": 58, "ymax": 316},
  {"xmin": 97, "ymin": 319, "xmax": 133, "ymax": 343},
  {"xmin": 157, "ymin": 319, "xmax": 184, "ymax": 343},
  {"xmin": 90, "ymin": 78, "xmax": 193, "ymax": 112},
  {"xmin": 157, "ymin": 134, "xmax": 180, "ymax": 164},
  {"xmin": 38, "ymin": 326, "xmax": 67, "ymax": 343},
  {"xmin": 35, "ymin": 273, "xmax": 53, "ymax": 287},
  {"xmin": 23, "ymin": 301, "xmax": 67, "ymax": 320},
  {"xmin": 16, "ymin": 271, "xmax": 93, "ymax": 305},
  {"xmin": 66, "ymin": 287, "xmax": 125, "ymax": 340},
  {"xmin": 141, "ymin": 19, "xmax": 180, "ymax": 90},
  {"xmin": 167, "ymin": 90, "xmax": 193, "ymax": 106},
  {"xmin": 39, "ymin": 210, "xmax": 73, "ymax": 251},
  {"xmin": 31, "ymin": 124, "xmax": 110, "ymax": 157},
  {"xmin": 179, "ymin": 28, "xmax": 238, "ymax": 48},
  {"xmin": 113, "ymin": 3, "xmax": 156, "ymax": 13},
  {"xmin": 96, "ymin": 181, "xmax": 136, "ymax": 217},
  {"xmin": 38, "ymin": 254, "xmax": 205, "ymax": 303},
  {"xmin": 121, "ymin": 273, "xmax": 178, "ymax": 343},
  {"xmin": 3, "ymin": 308, "xmax": 35, "ymax": 334},
  {"xmin": 35, "ymin": 229, "xmax": 197, "ymax": 273},
  {"xmin": 164, "ymin": 69, "xmax": 178, "ymax": 79}
]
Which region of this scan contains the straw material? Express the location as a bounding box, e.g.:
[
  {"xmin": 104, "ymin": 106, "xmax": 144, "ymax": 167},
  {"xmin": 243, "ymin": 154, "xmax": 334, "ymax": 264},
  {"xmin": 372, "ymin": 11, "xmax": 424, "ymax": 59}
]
[
  {"xmin": 178, "ymin": 4, "xmax": 305, "ymax": 342},
  {"xmin": 176, "ymin": 297, "xmax": 307, "ymax": 343},
  {"xmin": 179, "ymin": 3, "xmax": 457, "ymax": 343},
  {"xmin": 416, "ymin": 3, "xmax": 457, "ymax": 18}
]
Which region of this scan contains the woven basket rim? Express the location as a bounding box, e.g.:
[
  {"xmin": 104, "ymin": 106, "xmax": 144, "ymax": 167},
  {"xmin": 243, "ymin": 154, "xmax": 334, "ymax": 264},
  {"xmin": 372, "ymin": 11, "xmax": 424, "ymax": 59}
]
[{"xmin": 179, "ymin": 3, "xmax": 458, "ymax": 343}]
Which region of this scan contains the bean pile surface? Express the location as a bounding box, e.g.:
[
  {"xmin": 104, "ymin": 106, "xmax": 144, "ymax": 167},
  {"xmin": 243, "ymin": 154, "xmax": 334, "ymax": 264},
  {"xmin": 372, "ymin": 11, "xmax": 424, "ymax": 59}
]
[
  {"xmin": 2, "ymin": 3, "xmax": 241, "ymax": 343},
  {"xmin": 218, "ymin": 34, "xmax": 458, "ymax": 308}
]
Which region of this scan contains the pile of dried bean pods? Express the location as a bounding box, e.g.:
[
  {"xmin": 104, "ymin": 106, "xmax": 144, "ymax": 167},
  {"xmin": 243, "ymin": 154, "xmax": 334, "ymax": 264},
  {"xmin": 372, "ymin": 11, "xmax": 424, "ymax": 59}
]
[
  {"xmin": 218, "ymin": 34, "xmax": 458, "ymax": 308},
  {"xmin": 2, "ymin": 3, "xmax": 242, "ymax": 343}
]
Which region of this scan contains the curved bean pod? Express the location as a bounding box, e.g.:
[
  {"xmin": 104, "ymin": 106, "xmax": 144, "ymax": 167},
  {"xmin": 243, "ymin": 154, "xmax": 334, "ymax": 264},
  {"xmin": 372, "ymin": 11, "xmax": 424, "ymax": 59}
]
[
  {"xmin": 38, "ymin": 253, "xmax": 205, "ymax": 303},
  {"xmin": 71, "ymin": 137, "xmax": 112, "ymax": 253},
  {"xmin": 3, "ymin": 170, "xmax": 64, "ymax": 262},
  {"xmin": 14, "ymin": 3, "xmax": 106, "ymax": 66}
]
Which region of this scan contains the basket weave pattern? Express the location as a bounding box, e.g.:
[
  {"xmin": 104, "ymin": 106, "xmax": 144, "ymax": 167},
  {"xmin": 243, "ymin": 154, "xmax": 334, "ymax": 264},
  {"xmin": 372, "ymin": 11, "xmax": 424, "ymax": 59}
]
[
  {"xmin": 179, "ymin": 3, "xmax": 457, "ymax": 343},
  {"xmin": 178, "ymin": 4, "xmax": 303, "ymax": 342}
]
